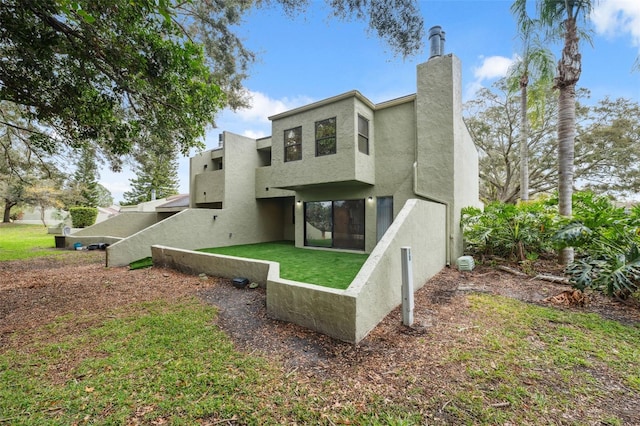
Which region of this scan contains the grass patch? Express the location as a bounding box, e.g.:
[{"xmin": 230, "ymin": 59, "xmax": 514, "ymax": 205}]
[
  {"xmin": 129, "ymin": 257, "xmax": 153, "ymax": 270},
  {"xmin": 199, "ymin": 241, "xmax": 368, "ymax": 289},
  {"xmin": 431, "ymin": 293, "xmax": 640, "ymax": 424},
  {"xmin": 0, "ymin": 223, "xmax": 58, "ymax": 261},
  {"xmin": 1, "ymin": 283, "xmax": 638, "ymax": 424},
  {"xmin": 0, "ymin": 299, "xmax": 297, "ymax": 425}
]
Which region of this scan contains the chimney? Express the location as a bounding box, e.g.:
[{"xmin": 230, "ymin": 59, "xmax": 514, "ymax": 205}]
[{"xmin": 428, "ymin": 26, "xmax": 445, "ymax": 59}]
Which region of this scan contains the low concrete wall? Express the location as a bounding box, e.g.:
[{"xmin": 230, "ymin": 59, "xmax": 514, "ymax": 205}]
[
  {"xmin": 347, "ymin": 198, "xmax": 446, "ymax": 342},
  {"xmin": 72, "ymin": 212, "xmax": 158, "ymax": 238},
  {"xmin": 151, "ymin": 246, "xmax": 275, "ymax": 286},
  {"xmin": 266, "ymin": 280, "xmax": 357, "ymax": 342},
  {"xmin": 151, "ymin": 245, "xmax": 358, "ymax": 341},
  {"xmin": 269, "ymin": 198, "xmax": 446, "ymax": 342},
  {"xmin": 147, "ymin": 199, "xmax": 446, "ymax": 343}
]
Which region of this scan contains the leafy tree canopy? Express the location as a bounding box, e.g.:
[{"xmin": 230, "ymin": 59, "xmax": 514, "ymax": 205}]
[
  {"xmin": 0, "ymin": 0, "xmax": 424, "ymax": 173},
  {"xmin": 1, "ymin": 101, "xmax": 61, "ymax": 222},
  {"xmin": 465, "ymin": 79, "xmax": 640, "ymax": 203},
  {"xmin": 0, "ymin": 0, "xmax": 226, "ymax": 171}
]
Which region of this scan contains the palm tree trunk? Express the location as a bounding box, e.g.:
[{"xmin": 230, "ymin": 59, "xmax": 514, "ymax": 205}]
[
  {"xmin": 557, "ymin": 84, "xmax": 575, "ymax": 264},
  {"xmin": 520, "ymin": 75, "xmax": 529, "ymax": 201},
  {"xmin": 556, "ymin": 16, "xmax": 581, "ymax": 265}
]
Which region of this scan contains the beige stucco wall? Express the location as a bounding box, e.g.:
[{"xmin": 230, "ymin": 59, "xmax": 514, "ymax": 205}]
[
  {"xmin": 372, "ymin": 98, "xmax": 419, "ymax": 217},
  {"xmin": 190, "ymin": 147, "xmax": 223, "ymax": 208},
  {"xmin": 267, "ymin": 93, "xmax": 375, "ymax": 189},
  {"xmin": 149, "ymin": 199, "xmax": 444, "ymax": 343},
  {"xmin": 415, "ymin": 54, "xmax": 481, "ymax": 263},
  {"xmin": 193, "ymin": 170, "xmax": 224, "ymax": 205},
  {"xmin": 71, "ymin": 212, "xmax": 158, "ymax": 238},
  {"xmin": 152, "ymin": 245, "xmax": 276, "ymax": 286},
  {"xmin": 350, "ymin": 198, "xmax": 446, "ymax": 341},
  {"xmin": 269, "ymin": 198, "xmax": 446, "ymax": 343},
  {"xmin": 108, "ymin": 133, "xmax": 292, "ymax": 266}
]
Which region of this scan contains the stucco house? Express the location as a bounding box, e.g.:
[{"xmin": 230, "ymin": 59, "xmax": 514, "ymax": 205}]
[
  {"xmin": 66, "ymin": 47, "xmax": 480, "ymax": 343},
  {"xmin": 187, "ymin": 52, "xmax": 478, "ymax": 263}
]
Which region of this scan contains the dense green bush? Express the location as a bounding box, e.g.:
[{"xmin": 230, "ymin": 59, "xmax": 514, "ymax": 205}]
[
  {"xmin": 553, "ymin": 192, "xmax": 640, "ymax": 297},
  {"xmin": 462, "ymin": 192, "xmax": 640, "ymax": 298},
  {"xmin": 69, "ymin": 207, "xmax": 98, "ymax": 228},
  {"xmin": 461, "ymin": 199, "xmax": 558, "ymax": 261}
]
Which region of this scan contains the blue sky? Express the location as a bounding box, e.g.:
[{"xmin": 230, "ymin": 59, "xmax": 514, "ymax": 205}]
[{"xmin": 100, "ymin": 0, "xmax": 640, "ymax": 204}]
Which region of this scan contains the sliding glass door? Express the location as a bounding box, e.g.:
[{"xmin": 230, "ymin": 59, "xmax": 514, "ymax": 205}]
[{"xmin": 304, "ymin": 199, "xmax": 365, "ymax": 250}]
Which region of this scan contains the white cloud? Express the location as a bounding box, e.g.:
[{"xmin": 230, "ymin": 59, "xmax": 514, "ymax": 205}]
[
  {"xmin": 473, "ymin": 55, "xmax": 516, "ymax": 81},
  {"xmin": 235, "ymin": 91, "xmax": 313, "ymax": 123},
  {"xmin": 465, "ymin": 55, "xmax": 517, "ymax": 100},
  {"xmin": 592, "ymin": 0, "xmax": 640, "ymax": 47},
  {"xmin": 243, "ymin": 129, "xmax": 268, "ymax": 139}
]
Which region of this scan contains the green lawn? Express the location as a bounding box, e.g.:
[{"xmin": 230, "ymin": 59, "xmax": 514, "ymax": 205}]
[
  {"xmin": 1, "ymin": 295, "xmax": 638, "ymax": 425},
  {"xmin": 0, "ymin": 223, "xmax": 58, "ymax": 261},
  {"xmin": 2, "ymin": 226, "xmax": 639, "ymax": 424},
  {"xmin": 199, "ymin": 241, "xmax": 368, "ymax": 289}
]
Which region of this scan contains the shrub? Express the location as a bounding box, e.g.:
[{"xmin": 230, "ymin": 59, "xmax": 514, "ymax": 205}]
[
  {"xmin": 461, "ymin": 199, "xmax": 558, "ymax": 261},
  {"xmin": 69, "ymin": 207, "xmax": 98, "ymax": 228},
  {"xmin": 463, "ymin": 192, "xmax": 640, "ymax": 297},
  {"xmin": 554, "ymin": 192, "xmax": 640, "ymax": 297}
]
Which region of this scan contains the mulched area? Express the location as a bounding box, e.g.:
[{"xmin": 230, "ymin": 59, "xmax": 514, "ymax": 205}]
[{"xmin": 1, "ymin": 249, "xmax": 639, "ymax": 424}]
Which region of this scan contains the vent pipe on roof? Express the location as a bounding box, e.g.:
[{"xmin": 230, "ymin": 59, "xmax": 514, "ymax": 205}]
[{"xmin": 428, "ymin": 26, "xmax": 445, "ymax": 59}]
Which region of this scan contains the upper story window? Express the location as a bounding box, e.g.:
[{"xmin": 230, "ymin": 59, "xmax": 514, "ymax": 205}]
[
  {"xmin": 358, "ymin": 115, "xmax": 369, "ymax": 155},
  {"xmin": 315, "ymin": 117, "xmax": 336, "ymax": 157},
  {"xmin": 284, "ymin": 126, "xmax": 302, "ymax": 162}
]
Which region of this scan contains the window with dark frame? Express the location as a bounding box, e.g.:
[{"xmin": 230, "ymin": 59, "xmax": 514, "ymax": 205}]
[
  {"xmin": 315, "ymin": 117, "xmax": 337, "ymax": 156},
  {"xmin": 304, "ymin": 199, "xmax": 365, "ymax": 251},
  {"xmin": 284, "ymin": 126, "xmax": 302, "ymax": 162},
  {"xmin": 358, "ymin": 115, "xmax": 369, "ymax": 155}
]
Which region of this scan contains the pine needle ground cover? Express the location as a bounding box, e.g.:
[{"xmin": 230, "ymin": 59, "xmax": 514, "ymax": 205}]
[{"xmin": 200, "ymin": 241, "xmax": 368, "ymax": 289}]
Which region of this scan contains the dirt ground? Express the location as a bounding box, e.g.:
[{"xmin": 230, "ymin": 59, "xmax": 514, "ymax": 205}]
[{"xmin": 1, "ymin": 249, "xmax": 639, "ymax": 423}]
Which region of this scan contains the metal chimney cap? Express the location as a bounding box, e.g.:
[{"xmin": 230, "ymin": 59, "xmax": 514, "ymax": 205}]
[
  {"xmin": 428, "ymin": 26, "xmax": 445, "ymax": 59},
  {"xmin": 428, "ymin": 26, "xmax": 442, "ymax": 37}
]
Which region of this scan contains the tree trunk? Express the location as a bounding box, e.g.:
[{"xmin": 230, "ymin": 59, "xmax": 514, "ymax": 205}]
[
  {"xmin": 555, "ymin": 16, "xmax": 581, "ymax": 265},
  {"xmin": 520, "ymin": 74, "xmax": 529, "ymax": 201},
  {"xmin": 3, "ymin": 201, "xmax": 16, "ymax": 223},
  {"xmin": 557, "ymin": 85, "xmax": 576, "ymax": 265},
  {"xmin": 39, "ymin": 205, "xmax": 47, "ymax": 227}
]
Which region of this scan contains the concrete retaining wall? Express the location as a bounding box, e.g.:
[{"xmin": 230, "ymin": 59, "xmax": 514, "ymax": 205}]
[
  {"xmin": 72, "ymin": 212, "xmax": 158, "ymax": 238},
  {"xmin": 269, "ymin": 198, "xmax": 446, "ymax": 342},
  {"xmin": 151, "ymin": 245, "xmax": 276, "ymax": 286},
  {"xmin": 148, "ymin": 199, "xmax": 446, "ymax": 344},
  {"xmin": 347, "ymin": 198, "xmax": 446, "ymax": 341},
  {"xmin": 61, "ymin": 235, "xmax": 123, "ymax": 249}
]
